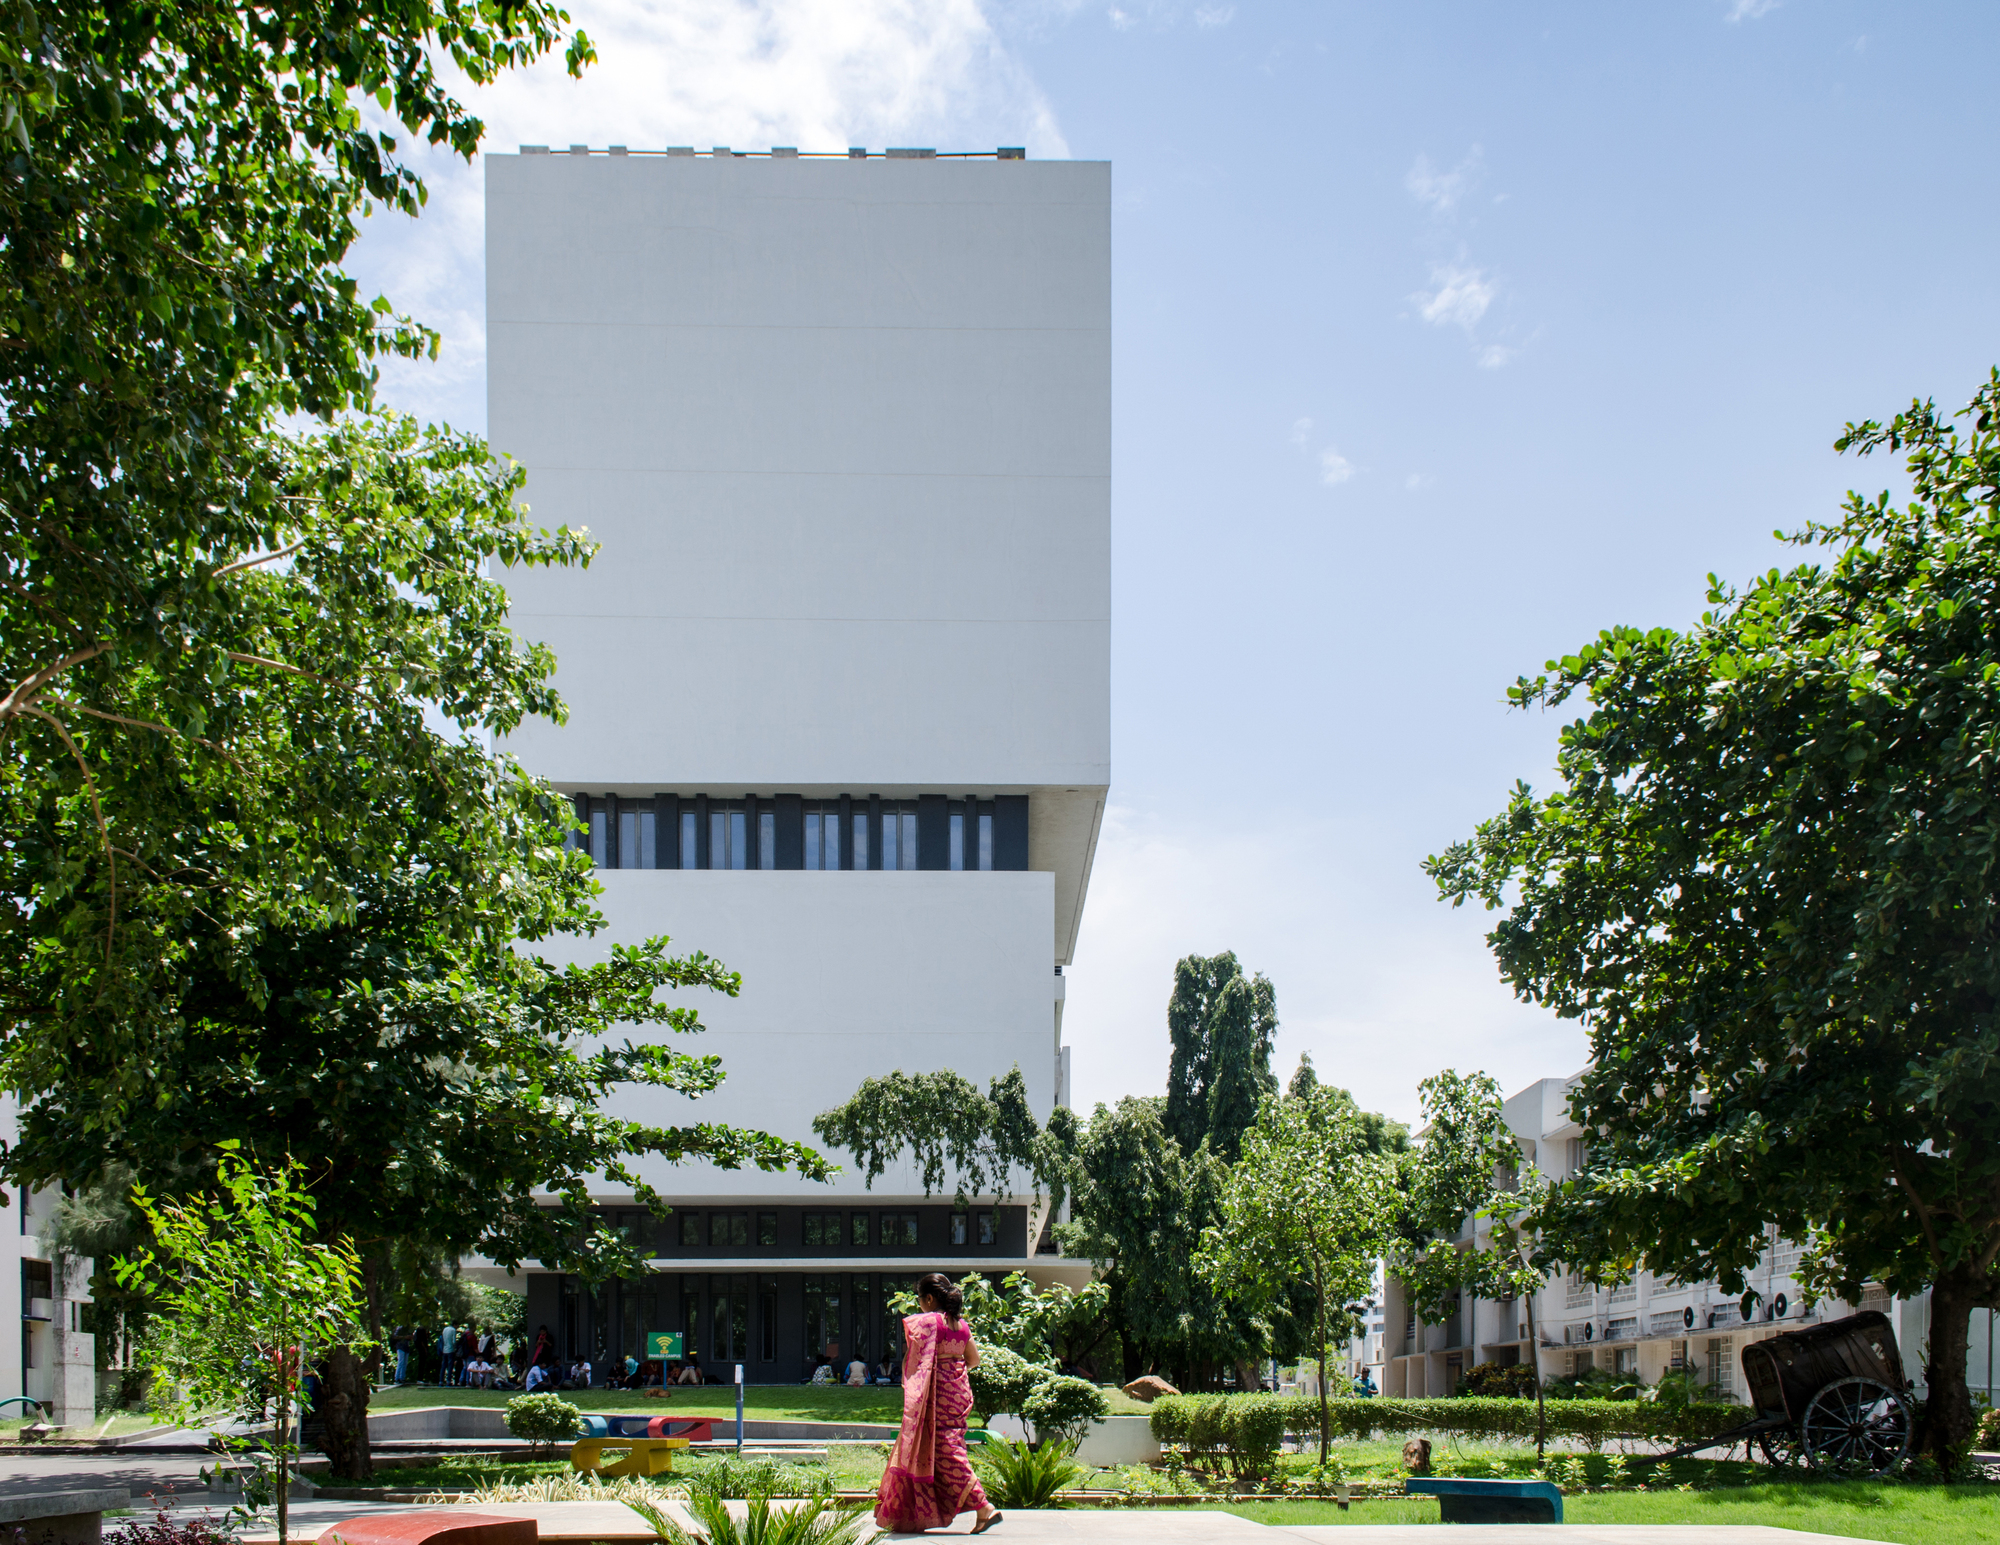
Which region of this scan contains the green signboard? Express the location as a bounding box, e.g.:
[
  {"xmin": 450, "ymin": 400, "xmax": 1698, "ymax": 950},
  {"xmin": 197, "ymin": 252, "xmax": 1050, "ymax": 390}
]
[{"xmin": 645, "ymin": 1330, "xmax": 684, "ymax": 1359}]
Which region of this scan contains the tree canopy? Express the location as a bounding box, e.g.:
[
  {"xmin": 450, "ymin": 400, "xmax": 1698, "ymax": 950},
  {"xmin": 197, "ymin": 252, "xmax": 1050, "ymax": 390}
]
[
  {"xmin": 1197, "ymin": 1084, "xmax": 1401, "ymax": 1463},
  {"xmin": 1428, "ymin": 369, "xmax": 2000, "ymax": 1462},
  {"xmin": 0, "ymin": 1, "xmax": 591, "ymax": 1138},
  {"xmin": 1165, "ymin": 952, "xmax": 1278, "ymax": 1161}
]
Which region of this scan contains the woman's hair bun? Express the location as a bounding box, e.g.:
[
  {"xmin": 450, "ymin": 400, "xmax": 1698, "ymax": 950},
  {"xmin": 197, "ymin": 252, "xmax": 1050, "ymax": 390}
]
[{"xmin": 916, "ymin": 1271, "xmax": 964, "ymax": 1326}]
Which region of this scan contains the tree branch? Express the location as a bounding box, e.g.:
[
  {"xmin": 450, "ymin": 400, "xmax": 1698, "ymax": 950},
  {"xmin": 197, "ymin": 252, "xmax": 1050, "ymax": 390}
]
[
  {"xmin": 1, "ymin": 640, "xmax": 118, "ymax": 720},
  {"xmin": 213, "ymin": 540, "xmax": 307, "ymax": 578},
  {"xmin": 20, "ymin": 705, "xmax": 115, "ymax": 963}
]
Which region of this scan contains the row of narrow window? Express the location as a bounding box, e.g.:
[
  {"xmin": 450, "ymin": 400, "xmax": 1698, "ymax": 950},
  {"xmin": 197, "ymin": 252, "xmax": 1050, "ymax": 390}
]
[{"xmin": 568, "ymin": 793, "xmax": 1029, "ymax": 872}]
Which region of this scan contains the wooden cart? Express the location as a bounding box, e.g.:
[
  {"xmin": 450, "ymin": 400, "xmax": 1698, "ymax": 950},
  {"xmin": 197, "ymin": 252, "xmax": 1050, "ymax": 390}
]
[{"xmin": 1659, "ymin": 1310, "xmax": 1912, "ymax": 1474}]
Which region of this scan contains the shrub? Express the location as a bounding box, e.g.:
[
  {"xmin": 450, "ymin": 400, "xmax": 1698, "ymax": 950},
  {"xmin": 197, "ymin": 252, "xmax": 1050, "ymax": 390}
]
[
  {"xmin": 1021, "ymin": 1372, "xmax": 1111, "ymax": 1447},
  {"xmin": 504, "ymin": 1392, "xmax": 583, "ymax": 1455},
  {"xmin": 974, "ymin": 1436, "xmax": 1088, "ymax": 1508},
  {"xmin": 1149, "ymin": 1394, "xmax": 1289, "ymax": 1481},
  {"xmin": 1149, "ymin": 1393, "xmax": 1744, "ymax": 1466},
  {"xmin": 1456, "ymin": 1362, "xmax": 1537, "ymax": 1399},
  {"xmin": 630, "ymin": 1494, "xmax": 874, "ymax": 1545},
  {"xmin": 105, "ymin": 1514, "xmax": 232, "ymax": 1545},
  {"xmin": 968, "ymin": 1345, "xmax": 1042, "ymax": 1426}
]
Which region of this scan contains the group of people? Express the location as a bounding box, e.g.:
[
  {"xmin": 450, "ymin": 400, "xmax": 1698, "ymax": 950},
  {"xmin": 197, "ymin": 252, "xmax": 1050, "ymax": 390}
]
[
  {"xmin": 806, "ymin": 1348, "xmax": 901, "ymax": 1386},
  {"xmin": 389, "ymin": 1323, "xmax": 520, "ymax": 1388}
]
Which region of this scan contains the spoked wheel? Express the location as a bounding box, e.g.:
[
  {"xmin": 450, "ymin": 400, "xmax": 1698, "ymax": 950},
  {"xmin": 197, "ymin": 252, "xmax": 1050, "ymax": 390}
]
[
  {"xmin": 1798, "ymin": 1376, "xmax": 1911, "ymax": 1474},
  {"xmin": 1757, "ymin": 1427, "xmax": 1805, "ymax": 1469}
]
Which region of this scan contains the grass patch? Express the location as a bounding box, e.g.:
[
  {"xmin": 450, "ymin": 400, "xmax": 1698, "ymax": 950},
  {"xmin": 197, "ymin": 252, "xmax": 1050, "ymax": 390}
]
[
  {"xmin": 368, "ymin": 1384, "xmax": 906, "ymax": 1424},
  {"xmin": 1212, "ymin": 1483, "xmax": 2000, "ymax": 1544},
  {"xmin": 0, "ymin": 1411, "xmax": 167, "ymax": 1442},
  {"xmin": 366, "ymin": 1383, "xmax": 1150, "ymax": 1424}
]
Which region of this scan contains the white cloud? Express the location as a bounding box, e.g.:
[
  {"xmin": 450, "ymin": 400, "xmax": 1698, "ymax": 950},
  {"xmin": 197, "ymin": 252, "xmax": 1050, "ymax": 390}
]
[
  {"xmin": 1404, "ymin": 472, "xmax": 1431, "ymax": 491},
  {"xmin": 1416, "ymin": 263, "xmax": 1497, "ymax": 330},
  {"xmin": 1405, "ymin": 146, "xmax": 1482, "ymax": 216},
  {"xmin": 1726, "ymin": 0, "xmax": 1780, "ymax": 20},
  {"xmin": 1193, "ymin": 4, "xmax": 1236, "ymax": 27},
  {"xmin": 1108, "ymin": 6, "xmax": 1135, "ymax": 27},
  {"xmin": 1320, "ymin": 448, "xmax": 1354, "ymax": 486},
  {"xmin": 1290, "ymin": 416, "xmax": 1314, "ymax": 448},
  {"xmin": 348, "ymin": 0, "xmax": 1069, "ymax": 429},
  {"xmin": 1477, "ymin": 343, "xmax": 1516, "ymax": 370}
]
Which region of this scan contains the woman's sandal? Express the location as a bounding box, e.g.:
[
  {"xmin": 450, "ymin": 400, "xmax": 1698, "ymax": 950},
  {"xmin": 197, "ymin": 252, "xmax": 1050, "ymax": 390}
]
[{"xmin": 971, "ymin": 1513, "xmax": 1004, "ymax": 1535}]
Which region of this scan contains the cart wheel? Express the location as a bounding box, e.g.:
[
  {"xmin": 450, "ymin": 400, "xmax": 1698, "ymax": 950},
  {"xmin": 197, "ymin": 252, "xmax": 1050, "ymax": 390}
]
[
  {"xmin": 1799, "ymin": 1376, "xmax": 1911, "ymax": 1474},
  {"xmin": 1757, "ymin": 1429, "xmax": 1804, "ymax": 1469}
]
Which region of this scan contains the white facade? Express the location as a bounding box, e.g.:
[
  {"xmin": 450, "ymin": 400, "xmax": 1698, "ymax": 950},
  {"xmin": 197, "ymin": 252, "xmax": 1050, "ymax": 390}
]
[
  {"xmin": 3, "ymin": 1099, "xmax": 95, "ymax": 1425},
  {"xmin": 1383, "ymin": 1069, "xmax": 1913, "ymax": 1401},
  {"xmin": 480, "ymin": 146, "xmax": 1109, "ymax": 1376}
]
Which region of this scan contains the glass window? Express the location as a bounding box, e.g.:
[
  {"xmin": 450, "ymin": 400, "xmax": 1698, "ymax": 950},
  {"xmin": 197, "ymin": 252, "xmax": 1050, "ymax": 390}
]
[
  {"xmin": 948, "ymin": 804, "xmax": 964, "ymax": 871},
  {"xmin": 977, "ymin": 1211, "xmax": 997, "ymax": 1246},
  {"xmin": 710, "ymin": 809, "xmax": 725, "ymax": 868},
  {"xmin": 590, "ymin": 803, "xmax": 609, "ymax": 866},
  {"xmin": 759, "ymin": 808, "xmax": 775, "ymax": 870},
  {"xmin": 805, "ymin": 809, "xmax": 820, "ymax": 870},
  {"xmin": 851, "ymin": 809, "xmax": 868, "ymax": 870},
  {"xmin": 805, "ymin": 1274, "xmax": 842, "ymax": 1365},
  {"xmin": 803, "ymin": 1212, "xmax": 826, "ymax": 1247},
  {"xmin": 679, "ymin": 1213, "xmax": 701, "ymax": 1247},
  {"xmin": 760, "ymin": 1276, "xmax": 778, "ymax": 1361},
  {"xmin": 711, "ymin": 1212, "xmax": 749, "ymax": 1248},
  {"xmin": 758, "ymin": 1212, "xmax": 777, "ymax": 1246},
  {"xmin": 900, "ymin": 807, "xmax": 918, "ymax": 870},
  {"xmin": 850, "ymin": 1213, "xmax": 871, "ymax": 1248},
  {"xmin": 639, "ymin": 809, "xmax": 657, "ymax": 868},
  {"xmin": 712, "ymin": 1273, "xmax": 749, "ymax": 1363},
  {"xmin": 850, "ymin": 1274, "xmax": 873, "ymax": 1362},
  {"xmin": 978, "ymin": 805, "xmax": 993, "ymax": 871},
  {"xmin": 680, "ymin": 809, "xmax": 698, "ymax": 869},
  {"xmin": 680, "ymin": 1274, "xmax": 703, "ymax": 1360},
  {"xmin": 879, "ymin": 1212, "xmax": 918, "ymax": 1248},
  {"xmin": 619, "ymin": 809, "xmax": 639, "ymax": 869},
  {"xmin": 730, "ymin": 807, "xmax": 747, "ymax": 869},
  {"xmin": 881, "ymin": 807, "xmax": 898, "ymax": 870},
  {"xmin": 950, "ymin": 1213, "xmax": 967, "ymax": 1246}
]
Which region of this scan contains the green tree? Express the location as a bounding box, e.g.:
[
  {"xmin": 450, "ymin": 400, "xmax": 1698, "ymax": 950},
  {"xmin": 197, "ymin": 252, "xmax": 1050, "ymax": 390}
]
[
  {"xmin": 1164, "ymin": 953, "xmax": 1278, "ymax": 1159},
  {"xmin": 1392, "ymin": 1070, "xmax": 1552, "ymax": 1457},
  {"xmin": 888, "ymin": 1271, "xmax": 1112, "ymax": 1372},
  {"xmin": 0, "ymin": 2, "xmax": 589, "ymax": 1133},
  {"xmin": 1055, "ymin": 1096, "xmax": 1272, "ymax": 1390},
  {"xmin": 811, "ymin": 1066, "xmax": 1069, "ymax": 1206},
  {"xmin": 113, "ymin": 1150, "xmax": 367, "ymax": 1544},
  {"xmin": 18, "ymin": 754, "xmax": 828, "ymax": 1476},
  {"xmin": 1427, "ymin": 370, "xmax": 2000, "ymax": 1465},
  {"xmin": 1196, "ymin": 1086, "xmax": 1401, "ymax": 1464}
]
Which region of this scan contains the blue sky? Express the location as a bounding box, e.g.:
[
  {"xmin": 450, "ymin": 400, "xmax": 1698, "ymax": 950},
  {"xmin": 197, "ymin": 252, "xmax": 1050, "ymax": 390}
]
[{"xmin": 350, "ymin": 1, "xmax": 2000, "ymax": 1127}]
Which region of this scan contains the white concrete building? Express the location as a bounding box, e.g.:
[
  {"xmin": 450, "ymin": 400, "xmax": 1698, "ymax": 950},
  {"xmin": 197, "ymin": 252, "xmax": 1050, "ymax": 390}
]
[
  {"xmin": 1383, "ymin": 1069, "xmax": 1933, "ymax": 1401},
  {"xmin": 479, "ymin": 143, "xmax": 1109, "ymax": 1379},
  {"xmin": 3, "ymin": 1099, "xmax": 95, "ymax": 1425}
]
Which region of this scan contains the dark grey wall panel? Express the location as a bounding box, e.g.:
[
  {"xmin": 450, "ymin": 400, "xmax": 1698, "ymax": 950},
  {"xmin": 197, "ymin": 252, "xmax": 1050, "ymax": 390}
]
[
  {"xmin": 994, "ymin": 795, "xmax": 1028, "ymax": 870},
  {"xmin": 775, "ymin": 794, "xmax": 804, "ymax": 868},
  {"xmin": 918, "ymin": 794, "xmax": 947, "ymax": 870}
]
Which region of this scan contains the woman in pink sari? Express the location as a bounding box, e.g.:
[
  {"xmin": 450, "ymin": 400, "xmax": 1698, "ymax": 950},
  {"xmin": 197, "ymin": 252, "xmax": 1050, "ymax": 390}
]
[{"xmin": 876, "ymin": 1273, "xmax": 1002, "ymax": 1535}]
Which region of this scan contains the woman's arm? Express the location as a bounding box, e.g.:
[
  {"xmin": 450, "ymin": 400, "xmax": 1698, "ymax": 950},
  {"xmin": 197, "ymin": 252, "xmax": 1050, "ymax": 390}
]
[{"xmin": 966, "ymin": 1336, "xmax": 981, "ymax": 1371}]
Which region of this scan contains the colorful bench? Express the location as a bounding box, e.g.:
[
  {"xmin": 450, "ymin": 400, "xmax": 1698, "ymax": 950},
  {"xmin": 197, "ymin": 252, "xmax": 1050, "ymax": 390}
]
[
  {"xmin": 569, "ymin": 1418, "xmax": 714, "ymax": 1476},
  {"xmin": 316, "ymin": 1513, "xmax": 535, "ymax": 1545},
  {"xmin": 1406, "ymin": 1476, "xmax": 1564, "ymax": 1523}
]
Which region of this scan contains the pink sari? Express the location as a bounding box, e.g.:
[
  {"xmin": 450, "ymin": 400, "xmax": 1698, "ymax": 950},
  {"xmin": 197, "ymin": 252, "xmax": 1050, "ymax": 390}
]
[{"xmin": 875, "ymin": 1311, "xmax": 991, "ymax": 1532}]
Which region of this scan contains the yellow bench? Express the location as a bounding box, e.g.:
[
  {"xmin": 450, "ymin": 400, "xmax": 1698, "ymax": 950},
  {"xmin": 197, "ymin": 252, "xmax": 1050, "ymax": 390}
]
[{"xmin": 568, "ymin": 1436, "xmax": 691, "ymax": 1477}]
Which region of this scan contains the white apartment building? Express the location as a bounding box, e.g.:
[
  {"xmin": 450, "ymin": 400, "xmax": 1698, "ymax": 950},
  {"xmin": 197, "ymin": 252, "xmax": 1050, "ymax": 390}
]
[
  {"xmin": 3, "ymin": 1099, "xmax": 95, "ymax": 1424},
  {"xmin": 1381, "ymin": 1068, "xmax": 1990, "ymax": 1403},
  {"xmin": 477, "ymin": 143, "xmax": 1109, "ymax": 1379}
]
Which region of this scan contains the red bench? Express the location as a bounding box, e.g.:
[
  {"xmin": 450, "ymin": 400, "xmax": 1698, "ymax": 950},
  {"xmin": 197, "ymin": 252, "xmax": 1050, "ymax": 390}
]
[{"xmin": 317, "ymin": 1512, "xmax": 536, "ymax": 1545}]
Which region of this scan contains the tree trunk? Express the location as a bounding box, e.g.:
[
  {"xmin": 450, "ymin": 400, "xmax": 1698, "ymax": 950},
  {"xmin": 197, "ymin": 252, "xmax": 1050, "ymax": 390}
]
[
  {"xmin": 1233, "ymin": 1359, "xmax": 1263, "ymax": 1395},
  {"xmin": 1314, "ymin": 1262, "xmax": 1331, "ymax": 1469},
  {"xmin": 318, "ymin": 1344, "xmax": 374, "ymax": 1482},
  {"xmin": 1919, "ymin": 1270, "xmax": 1979, "ymax": 1470}
]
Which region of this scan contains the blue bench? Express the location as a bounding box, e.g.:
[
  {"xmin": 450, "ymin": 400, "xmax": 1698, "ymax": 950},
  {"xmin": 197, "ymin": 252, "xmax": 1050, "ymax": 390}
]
[{"xmin": 1406, "ymin": 1477, "xmax": 1563, "ymax": 1523}]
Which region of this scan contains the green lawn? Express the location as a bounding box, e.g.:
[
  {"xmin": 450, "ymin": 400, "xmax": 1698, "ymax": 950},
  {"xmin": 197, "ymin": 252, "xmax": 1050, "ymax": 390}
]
[
  {"xmin": 366, "ymin": 1383, "xmax": 1150, "ymax": 1423},
  {"xmin": 1213, "ymin": 1482, "xmax": 2000, "ymax": 1545},
  {"xmin": 0, "ymin": 1411, "xmax": 163, "ymax": 1442}
]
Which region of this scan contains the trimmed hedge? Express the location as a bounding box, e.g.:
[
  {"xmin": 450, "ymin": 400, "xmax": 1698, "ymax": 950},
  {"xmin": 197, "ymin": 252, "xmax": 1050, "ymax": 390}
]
[{"xmin": 1149, "ymin": 1395, "xmax": 1748, "ymax": 1471}]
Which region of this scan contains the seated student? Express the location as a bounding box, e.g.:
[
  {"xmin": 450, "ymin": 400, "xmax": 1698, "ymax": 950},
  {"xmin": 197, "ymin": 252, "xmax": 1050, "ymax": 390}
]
[
  {"xmin": 673, "ymin": 1360, "xmax": 702, "ymax": 1386},
  {"xmin": 845, "ymin": 1357, "xmax": 867, "ymax": 1387},
  {"xmin": 524, "ymin": 1361, "xmax": 550, "ymax": 1394},
  {"xmin": 640, "ymin": 1360, "xmax": 664, "ymax": 1389}
]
